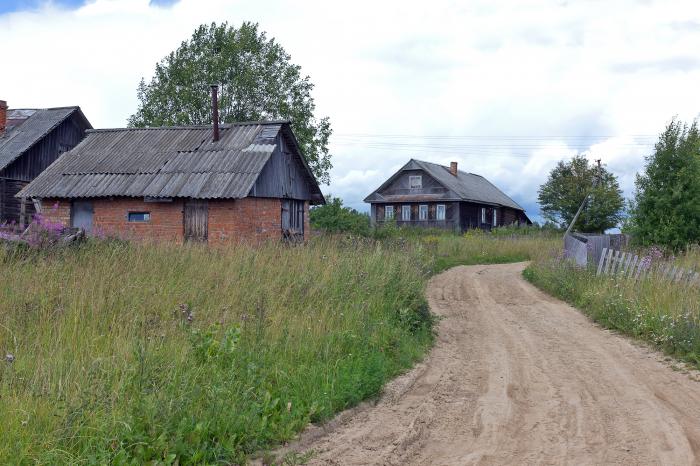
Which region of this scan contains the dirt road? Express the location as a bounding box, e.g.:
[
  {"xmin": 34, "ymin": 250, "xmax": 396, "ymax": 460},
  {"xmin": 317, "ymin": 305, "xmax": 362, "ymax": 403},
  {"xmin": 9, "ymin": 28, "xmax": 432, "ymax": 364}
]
[{"xmin": 281, "ymin": 263, "xmax": 700, "ymax": 465}]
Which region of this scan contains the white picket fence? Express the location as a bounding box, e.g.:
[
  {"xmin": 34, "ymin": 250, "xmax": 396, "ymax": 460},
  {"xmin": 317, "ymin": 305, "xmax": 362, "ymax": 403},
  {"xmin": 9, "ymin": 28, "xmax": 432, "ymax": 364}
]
[{"xmin": 596, "ymin": 247, "xmax": 700, "ymax": 286}]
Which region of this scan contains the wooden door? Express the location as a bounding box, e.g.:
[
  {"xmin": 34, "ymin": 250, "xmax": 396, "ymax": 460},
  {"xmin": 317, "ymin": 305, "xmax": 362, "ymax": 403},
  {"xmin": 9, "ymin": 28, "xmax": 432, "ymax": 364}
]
[
  {"xmin": 184, "ymin": 200, "xmax": 208, "ymax": 242},
  {"xmin": 71, "ymin": 201, "xmax": 94, "ymax": 233}
]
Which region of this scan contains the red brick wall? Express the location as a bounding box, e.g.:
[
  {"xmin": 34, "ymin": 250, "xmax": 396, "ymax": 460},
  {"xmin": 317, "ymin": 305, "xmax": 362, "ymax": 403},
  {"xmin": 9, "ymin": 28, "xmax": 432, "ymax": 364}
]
[
  {"xmin": 42, "ymin": 197, "xmax": 286, "ymax": 244},
  {"xmin": 208, "ymin": 198, "xmax": 281, "ymax": 245}
]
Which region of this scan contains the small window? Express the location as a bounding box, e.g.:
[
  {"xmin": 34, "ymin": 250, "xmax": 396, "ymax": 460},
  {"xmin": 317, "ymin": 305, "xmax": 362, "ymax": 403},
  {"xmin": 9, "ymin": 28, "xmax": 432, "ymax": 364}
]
[
  {"xmin": 436, "ymin": 204, "xmax": 446, "ymax": 221},
  {"xmin": 409, "ymin": 176, "xmax": 422, "ymax": 189},
  {"xmin": 493, "ymin": 209, "xmax": 497, "ymax": 226},
  {"xmin": 128, "ymin": 212, "xmax": 151, "ymax": 222},
  {"xmin": 481, "ymin": 207, "xmax": 486, "ymax": 224},
  {"xmin": 419, "ymin": 205, "xmax": 428, "ymax": 221},
  {"xmin": 402, "ymin": 205, "xmax": 411, "ymax": 221},
  {"xmin": 384, "ymin": 205, "xmax": 394, "ymax": 220}
]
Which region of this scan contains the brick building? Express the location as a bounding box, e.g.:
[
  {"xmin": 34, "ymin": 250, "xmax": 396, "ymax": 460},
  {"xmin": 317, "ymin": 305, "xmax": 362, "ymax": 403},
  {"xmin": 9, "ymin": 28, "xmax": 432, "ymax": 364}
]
[{"xmin": 19, "ymin": 121, "xmax": 324, "ymax": 244}]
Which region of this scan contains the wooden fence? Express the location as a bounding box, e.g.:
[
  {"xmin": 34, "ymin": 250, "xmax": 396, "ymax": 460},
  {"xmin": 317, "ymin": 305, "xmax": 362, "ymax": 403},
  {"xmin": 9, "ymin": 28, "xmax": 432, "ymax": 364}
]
[
  {"xmin": 596, "ymin": 247, "xmax": 700, "ymax": 286},
  {"xmin": 564, "ymin": 233, "xmax": 630, "ymax": 267}
]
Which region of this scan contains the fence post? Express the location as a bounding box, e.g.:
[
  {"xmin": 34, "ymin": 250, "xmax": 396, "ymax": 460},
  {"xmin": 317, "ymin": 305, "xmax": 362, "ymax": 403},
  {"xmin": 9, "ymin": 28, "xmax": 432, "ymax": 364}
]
[{"xmin": 596, "ymin": 247, "xmax": 608, "ymax": 275}]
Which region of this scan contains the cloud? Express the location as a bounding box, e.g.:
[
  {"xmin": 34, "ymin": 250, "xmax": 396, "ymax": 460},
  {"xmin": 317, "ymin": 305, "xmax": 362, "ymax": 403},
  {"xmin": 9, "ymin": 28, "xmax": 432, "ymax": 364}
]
[{"xmin": 2, "ymin": 0, "xmax": 700, "ymax": 225}]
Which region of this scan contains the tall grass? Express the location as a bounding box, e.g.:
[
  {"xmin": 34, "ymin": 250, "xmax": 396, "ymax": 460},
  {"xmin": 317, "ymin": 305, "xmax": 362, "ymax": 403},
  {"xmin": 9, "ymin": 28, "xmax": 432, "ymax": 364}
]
[
  {"xmin": 0, "ymin": 238, "xmax": 432, "ymax": 464},
  {"xmin": 524, "ymin": 247, "xmax": 700, "ymax": 368}
]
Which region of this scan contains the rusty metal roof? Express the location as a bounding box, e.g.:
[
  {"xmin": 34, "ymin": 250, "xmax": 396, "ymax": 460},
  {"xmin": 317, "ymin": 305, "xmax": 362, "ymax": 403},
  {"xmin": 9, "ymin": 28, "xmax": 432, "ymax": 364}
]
[
  {"xmin": 0, "ymin": 107, "xmax": 91, "ymax": 172},
  {"xmin": 19, "ymin": 122, "xmax": 291, "ymax": 200}
]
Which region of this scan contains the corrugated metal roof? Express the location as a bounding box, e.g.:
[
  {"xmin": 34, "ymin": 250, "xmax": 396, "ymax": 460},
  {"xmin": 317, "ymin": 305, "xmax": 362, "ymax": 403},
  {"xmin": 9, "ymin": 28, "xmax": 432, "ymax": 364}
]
[
  {"xmin": 0, "ymin": 107, "xmax": 84, "ymax": 171},
  {"xmin": 364, "ymin": 159, "xmax": 525, "ymax": 211},
  {"xmin": 19, "ymin": 122, "xmax": 282, "ymax": 200}
]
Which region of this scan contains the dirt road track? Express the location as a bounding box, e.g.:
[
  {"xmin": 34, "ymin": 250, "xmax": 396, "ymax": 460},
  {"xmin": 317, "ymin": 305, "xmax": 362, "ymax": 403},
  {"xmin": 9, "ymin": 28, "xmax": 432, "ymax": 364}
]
[{"xmin": 279, "ymin": 263, "xmax": 700, "ymax": 465}]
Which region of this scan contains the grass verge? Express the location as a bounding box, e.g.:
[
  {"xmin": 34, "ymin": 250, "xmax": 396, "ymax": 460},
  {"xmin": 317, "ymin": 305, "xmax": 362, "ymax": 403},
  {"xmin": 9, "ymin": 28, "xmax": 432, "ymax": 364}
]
[
  {"xmin": 0, "ymin": 237, "xmax": 432, "ymax": 464},
  {"xmin": 524, "ymin": 256, "xmax": 700, "ymax": 369}
]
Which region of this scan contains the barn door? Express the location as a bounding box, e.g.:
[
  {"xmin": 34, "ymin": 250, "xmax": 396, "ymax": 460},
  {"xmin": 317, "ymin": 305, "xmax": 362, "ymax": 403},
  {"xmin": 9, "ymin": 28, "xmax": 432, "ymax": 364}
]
[
  {"xmin": 281, "ymin": 199, "xmax": 304, "ymax": 240},
  {"xmin": 183, "ymin": 200, "xmax": 208, "ymax": 242},
  {"xmin": 71, "ymin": 201, "xmax": 93, "ymax": 233}
]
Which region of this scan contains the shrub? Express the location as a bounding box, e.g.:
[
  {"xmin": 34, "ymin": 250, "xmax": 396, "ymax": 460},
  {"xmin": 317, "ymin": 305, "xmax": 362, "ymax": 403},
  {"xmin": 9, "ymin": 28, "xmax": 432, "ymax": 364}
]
[{"xmin": 310, "ymin": 197, "xmax": 370, "ymax": 236}]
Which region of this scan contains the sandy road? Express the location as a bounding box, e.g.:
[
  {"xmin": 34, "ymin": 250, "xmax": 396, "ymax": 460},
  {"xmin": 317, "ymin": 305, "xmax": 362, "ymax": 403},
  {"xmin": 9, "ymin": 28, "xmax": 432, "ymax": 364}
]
[{"xmin": 280, "ymin": 263, "xmax": 700, "ymax": 466}]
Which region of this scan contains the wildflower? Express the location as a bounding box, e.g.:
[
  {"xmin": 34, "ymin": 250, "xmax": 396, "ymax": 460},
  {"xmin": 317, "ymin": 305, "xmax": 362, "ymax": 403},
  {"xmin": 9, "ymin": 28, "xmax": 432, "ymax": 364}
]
[{"xmin": 5, "ymin": 353, "xmax": 15, "ymax": 363}]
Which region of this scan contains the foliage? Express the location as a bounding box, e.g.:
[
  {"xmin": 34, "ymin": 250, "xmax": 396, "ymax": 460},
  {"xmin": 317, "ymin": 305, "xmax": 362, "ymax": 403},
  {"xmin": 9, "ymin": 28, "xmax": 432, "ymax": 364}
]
[
  {"xmin": 0, "ymin": 238, "xmax": 432, "ymax": 464},
  {"xmin": 310, "ymin": 197, "xmax": 370, "ymax": 236},
  {"xmin": 537, "ymin": 154, "xmax": 624, "ymax": 232},
  {"xmin": 524, "ymin": 247, "xmax": 700, "ymax": 369},
  {"xmin": 627, "ymin": 118, "xmax": 700, "ymax": 250},
  {"xmin": 128, "ymin": 22, "xmax": 332, "ymax": 184}
]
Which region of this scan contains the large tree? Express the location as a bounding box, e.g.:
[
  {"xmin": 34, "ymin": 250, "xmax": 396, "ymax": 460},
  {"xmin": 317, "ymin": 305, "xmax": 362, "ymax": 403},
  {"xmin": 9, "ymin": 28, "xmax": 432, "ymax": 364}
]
[
  {"xmin": 537, "ymin": 155, "xmax": 624, "ymax": 233},
  {"xmin": 128, "ymin": 22, "xmax": 332, "ymax": 183},
  {"xmin": 627, "ymin": 119, "xmax": 700, "ymax": 249}
]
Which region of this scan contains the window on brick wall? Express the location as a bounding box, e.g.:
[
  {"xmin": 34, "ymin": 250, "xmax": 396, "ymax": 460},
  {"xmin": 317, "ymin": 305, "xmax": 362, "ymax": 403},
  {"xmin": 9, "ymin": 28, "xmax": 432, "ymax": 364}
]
[{"xmin": 128, "ymin": 212, "xmax": 151, "ymax": 222}]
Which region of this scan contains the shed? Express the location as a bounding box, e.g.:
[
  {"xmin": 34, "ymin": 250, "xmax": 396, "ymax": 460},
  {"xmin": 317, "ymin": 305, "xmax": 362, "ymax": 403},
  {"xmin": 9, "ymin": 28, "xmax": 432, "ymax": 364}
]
[
  {"xmin": 19, "ymin": 121, "xmax": 325, "ymax": 244},
  {"xmin": 0, "ymin": 102, "xmax": 91, "ymax": 225}
]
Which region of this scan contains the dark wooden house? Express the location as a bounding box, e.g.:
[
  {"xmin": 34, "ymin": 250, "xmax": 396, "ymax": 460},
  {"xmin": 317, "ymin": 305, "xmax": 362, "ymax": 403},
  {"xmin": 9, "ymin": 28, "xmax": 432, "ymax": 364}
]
[
  {"xmin": 19, "ymin": 121, "xmax": 325, "ymax": 244},
  {"xmin": 365, "ymin": 159, "xmax": 531, "ymax": 231},
  {"xmin": 0, "ymin": 101, "xmax": 91, "ymax": 225}
]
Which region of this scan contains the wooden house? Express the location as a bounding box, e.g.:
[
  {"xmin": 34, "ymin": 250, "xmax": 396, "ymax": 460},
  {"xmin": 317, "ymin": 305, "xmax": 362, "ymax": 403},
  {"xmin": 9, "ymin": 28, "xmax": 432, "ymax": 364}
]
[
  {"xmin": 364, "ymin": 159, "xmax": 530, "ymax": 231},
  {"xmin": 18, "ymin": 121, "xmax": 325, "ymax": 244},
  {"xmin": 0, "ymin": 101, "xmax": 91, "ymax": 225}
]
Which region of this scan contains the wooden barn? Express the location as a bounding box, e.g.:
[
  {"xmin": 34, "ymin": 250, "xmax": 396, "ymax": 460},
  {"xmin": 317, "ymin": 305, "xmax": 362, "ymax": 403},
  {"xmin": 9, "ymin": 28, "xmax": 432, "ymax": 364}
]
[
  {"xmin": 18, "ymin": 121, "xmax": 325, "ymax": 244},
  {"xmin": 365, "ymin": 159, "xmax": 531, "ymax": 231},
  {"xmin": 0, "ymin": 101, "xmax": 91, "ymax": 225}
]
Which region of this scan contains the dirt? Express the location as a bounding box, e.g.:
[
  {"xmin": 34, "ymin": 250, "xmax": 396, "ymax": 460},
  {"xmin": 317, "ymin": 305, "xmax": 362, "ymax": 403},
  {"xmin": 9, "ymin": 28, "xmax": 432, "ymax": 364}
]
[{"xmin": 273, "ymin": 263, "xmax": 700, "ymax": 465}]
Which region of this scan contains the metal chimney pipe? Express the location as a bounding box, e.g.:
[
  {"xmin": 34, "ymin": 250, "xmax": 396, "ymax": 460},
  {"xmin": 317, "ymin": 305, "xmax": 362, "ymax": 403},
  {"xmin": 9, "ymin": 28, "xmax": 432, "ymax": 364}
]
[{"xmin": 210, "ymin": 84, "xmax": 220, "ymax": 142}]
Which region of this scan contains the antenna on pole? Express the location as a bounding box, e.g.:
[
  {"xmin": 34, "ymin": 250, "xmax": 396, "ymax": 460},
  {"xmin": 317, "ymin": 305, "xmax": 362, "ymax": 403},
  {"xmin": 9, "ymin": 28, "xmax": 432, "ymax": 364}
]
[{"xmin": 564, "ymin": 157, "xmax": 602, "ymax": 238}]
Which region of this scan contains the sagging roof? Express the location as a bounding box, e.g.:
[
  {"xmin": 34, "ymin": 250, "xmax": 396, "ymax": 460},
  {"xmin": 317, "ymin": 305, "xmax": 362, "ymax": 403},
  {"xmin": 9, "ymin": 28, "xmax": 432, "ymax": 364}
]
[
  {"xmin": 18, "ymin": 121, "xmax": 324, "ymax": 201},
  {"xmin": 0, "ymin": 106, "xmax": 91, "ymax": 172},
  {"xmin": 364, "ymin": 159, "xmax": 525, "ymax": 211}
]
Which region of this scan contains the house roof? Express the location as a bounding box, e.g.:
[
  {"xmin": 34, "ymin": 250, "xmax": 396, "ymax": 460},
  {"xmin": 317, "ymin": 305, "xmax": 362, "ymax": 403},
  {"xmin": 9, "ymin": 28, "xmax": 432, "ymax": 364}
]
[
  {"xmin": 0, "ymin": 107, "xmax": 91, "ymax": 172},
  {"xmin": 18, "ymin": 121, "xmax": 324, "ymax": 202},
  {"xmin": 364, "ymin": 159, "xmax": 525, "ymax": 211}
]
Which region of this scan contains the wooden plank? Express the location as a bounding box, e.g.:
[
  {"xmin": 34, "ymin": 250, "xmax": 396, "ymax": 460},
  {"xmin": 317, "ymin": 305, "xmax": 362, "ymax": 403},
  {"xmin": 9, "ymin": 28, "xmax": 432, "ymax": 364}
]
[
  {"xmin": 611, "ymin": 250, "xmax": 621, "ymax": 274},
  {"xmin": 616, "ymin": 252, "xmax": 627, "ymax": 275},
  {"xmin": 603, "ymin": 248, "xmax": 615, "ymax": 275},
  {"xmin": 627, "ymin": 255, "xmax": 638, "ymax": 278},
  {"xmin": 622, "ymin": 253, "xmax": 633, "ymax": 276},
  {"xmin": 634, "ymin": 257, "xmax": 645, "ymax": 280},
  {"xmin": 596, "ymin": 247, "xmax": 608, "ymax": 276}
]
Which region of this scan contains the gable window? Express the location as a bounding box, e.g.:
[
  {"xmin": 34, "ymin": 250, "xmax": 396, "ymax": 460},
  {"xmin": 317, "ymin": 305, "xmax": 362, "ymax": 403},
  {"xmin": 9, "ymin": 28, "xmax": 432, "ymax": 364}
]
[
  {"xmin": 409, "ymin": 175, "xmax": 422, "ymax": 189},
  {"xmin": 384, "ymin": 205, "xmax": 394, "ymax": 220},
  {"xmin": 419, "ymin": 205, "xmax": 428, "ymax": 221},
  {"xmin": 436, "ymin": 204, "xmax": 446, "ymax": 221},
  {"xmin": 481, "ymin": 207, "xmax": 486, "ymax": 224},
  {"xmin": 402, "ymin": 205, "xmax": 411, "ymax": 221},
  {"xmin": 128, "ymin": 212, "xmax": 151, "ymax": 222},
  {"xmin": 493, "ymin": 209, "xmax": 498, "ymax": 226}
]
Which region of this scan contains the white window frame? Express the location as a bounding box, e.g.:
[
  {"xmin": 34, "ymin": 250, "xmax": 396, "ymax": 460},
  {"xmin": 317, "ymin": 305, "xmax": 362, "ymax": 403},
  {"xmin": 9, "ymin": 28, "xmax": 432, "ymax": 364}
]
[
  {"xmin": 419, "ymin": 204, "xmax": 428, "ymax": 221},
  {"xmin": 384, "ymin": 205, "xmax": 394, "ymax": 220},
  {"xmin": 409, "ymin": 175, "xmax": 422, "ymax": 189},
  {"xmin": 436, "ymin": 204, "xmax": 445, "ymax": 221},
  {"xmin": 402, "ymin": 205, "xmax": 411, "ymax": 221},
  {"xmin": 493, "ymin": 209, "xmax": 498, "ymax": 226},
  {"xmin": 481, "ymin": 207, "xmax": 486, "ymax": 224}
]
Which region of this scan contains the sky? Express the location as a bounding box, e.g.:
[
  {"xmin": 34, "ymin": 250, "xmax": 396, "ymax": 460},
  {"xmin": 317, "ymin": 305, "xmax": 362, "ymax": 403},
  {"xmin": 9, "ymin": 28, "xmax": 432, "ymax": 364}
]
[{"xmin": 2, "ymin": 0, "xmax": 700, "ymax": 223}]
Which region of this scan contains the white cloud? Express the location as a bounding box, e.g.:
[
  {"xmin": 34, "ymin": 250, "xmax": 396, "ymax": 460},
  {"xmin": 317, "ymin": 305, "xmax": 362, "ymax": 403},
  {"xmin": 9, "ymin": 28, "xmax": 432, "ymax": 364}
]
[{"xmin": 3, "ymin": 0, "xmax": 700, "ymax": 222}]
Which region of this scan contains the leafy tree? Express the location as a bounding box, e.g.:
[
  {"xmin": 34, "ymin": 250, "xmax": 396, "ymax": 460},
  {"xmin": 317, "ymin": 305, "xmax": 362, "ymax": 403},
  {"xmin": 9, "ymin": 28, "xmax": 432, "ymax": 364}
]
[
  {"xmin": 128, "ymin": 22, "xmax": 332, "ymax": 183},
  {"xmin": 310, "ymin": 197, "xmax": 370, "ymax": 236},
  {"xmin": 537, "ymin": 154, "xmax": 624, "ymax": 233},
  {"xmin": 627, "ymin": 118, "xmax": 700, "ymax": 249}
]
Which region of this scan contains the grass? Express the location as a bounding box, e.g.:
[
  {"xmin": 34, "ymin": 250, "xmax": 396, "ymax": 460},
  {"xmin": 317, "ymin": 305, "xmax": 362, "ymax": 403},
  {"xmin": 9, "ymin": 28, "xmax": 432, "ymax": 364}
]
[
  {"xmin": 0, "ymin": 228, "xmax": 558, "ymax": 464},
  {"xmin": 524, "ymin": 247, "xmax": 700, "ymax": 368},
  {"xmin": 0, "ymin": 237, "xmax": 433, "ymax": 464}
]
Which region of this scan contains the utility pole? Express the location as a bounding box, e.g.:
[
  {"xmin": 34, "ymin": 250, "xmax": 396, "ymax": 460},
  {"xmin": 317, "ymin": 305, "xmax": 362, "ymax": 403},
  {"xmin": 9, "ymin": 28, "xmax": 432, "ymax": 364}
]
[{"xmin": 564, "ymin": 158, "xmax": 602, "ymax": 238}]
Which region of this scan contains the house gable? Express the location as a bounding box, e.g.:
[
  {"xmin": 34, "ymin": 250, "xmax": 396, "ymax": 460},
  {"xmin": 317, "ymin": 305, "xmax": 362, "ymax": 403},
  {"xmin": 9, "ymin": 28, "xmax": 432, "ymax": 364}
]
[
  {"xmin": 364, "ymin": 160, "xmax": 459, "ymax": 203},
  {"xmin": 248, "ymin": 125, "xmax": 324, "ymax": 203}
]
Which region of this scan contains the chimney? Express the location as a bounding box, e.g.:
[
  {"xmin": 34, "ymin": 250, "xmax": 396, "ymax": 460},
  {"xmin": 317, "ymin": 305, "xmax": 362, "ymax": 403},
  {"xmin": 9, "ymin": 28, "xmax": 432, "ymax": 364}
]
[
  {"xmin": 210, "ymin": 84, "xmax": 220, "ymax": 142},
  {"xmin": 0, "ymin": 100, "xmax": 7, "ymax": 137},
  {"xmin": 450, "ymin": 161, "xmax": 458, "ymax": 176}
]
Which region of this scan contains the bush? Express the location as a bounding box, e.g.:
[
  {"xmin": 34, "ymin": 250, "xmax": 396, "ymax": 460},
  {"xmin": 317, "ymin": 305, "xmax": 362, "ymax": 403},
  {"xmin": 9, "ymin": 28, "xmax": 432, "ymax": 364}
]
[{"xmin": 310, "ymin": 197, "xmax": 370, "ymax": 236}]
